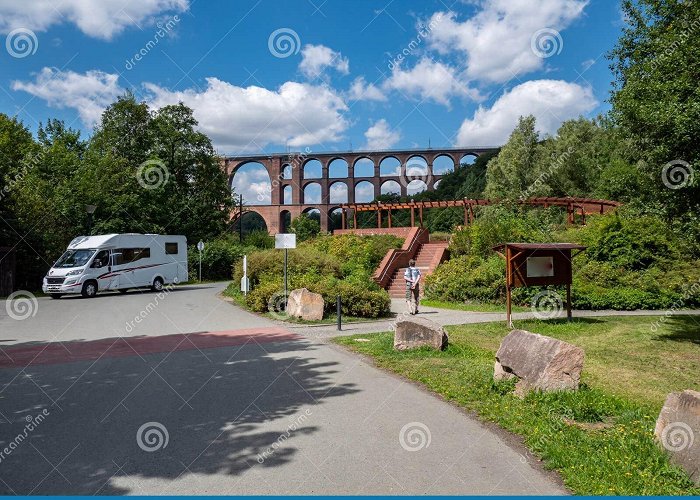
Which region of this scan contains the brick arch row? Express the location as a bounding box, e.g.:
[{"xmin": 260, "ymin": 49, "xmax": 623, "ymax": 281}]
[{"xmin": 224, "ymin": 147, "xmax": 497, "ymax": 233}]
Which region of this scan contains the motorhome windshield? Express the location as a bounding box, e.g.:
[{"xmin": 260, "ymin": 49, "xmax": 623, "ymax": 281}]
[{"xmin": 54, "ymin": 249, "xmax": 96, "ymax": 268}]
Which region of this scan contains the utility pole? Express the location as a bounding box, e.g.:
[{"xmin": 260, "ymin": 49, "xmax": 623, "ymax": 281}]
[{"xmin": 239, "ymin": 194, "xmax": 243, "ymax": 243}]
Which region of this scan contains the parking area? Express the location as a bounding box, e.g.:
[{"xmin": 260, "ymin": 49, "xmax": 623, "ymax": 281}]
[{"xmin": 0, "ymin": 283, "xmax": 564, "ymax": 495}]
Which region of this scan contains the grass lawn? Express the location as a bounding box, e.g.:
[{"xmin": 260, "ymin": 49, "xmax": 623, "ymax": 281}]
[
  {"xmin": 421, "ymin": 299, "xmax": 529, "ymax": 313},
  {"xmin": 334, "ymin": 315, "xmax": 700, "ymax": 495}
]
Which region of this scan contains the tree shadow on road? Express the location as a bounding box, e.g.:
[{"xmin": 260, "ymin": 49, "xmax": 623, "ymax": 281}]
[{"xmin": 0, "ymin": 336, "xmax": 358, "ymax": 494}]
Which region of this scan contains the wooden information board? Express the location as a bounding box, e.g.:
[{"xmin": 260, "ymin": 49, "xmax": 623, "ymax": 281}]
[{"xmin": 493, "ymin": 243, "xmax": 586, "ymax": 327}]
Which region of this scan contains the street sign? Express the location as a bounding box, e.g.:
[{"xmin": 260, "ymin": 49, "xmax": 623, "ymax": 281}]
[
  {"xmin": 197, "ymin": 241, "xmax": 205, "ymax": 252},
  {"xmin": 275, "ymin": 233, "xmax": 296, "ymax": 249}
]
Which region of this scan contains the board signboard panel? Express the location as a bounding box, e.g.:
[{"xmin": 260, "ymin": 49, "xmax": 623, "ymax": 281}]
[
  {"xmin": 526, "ymin": 256, "xmax": 554, "ymax": 277},
  {"xmin": 275, "ymin": 233, "xmax": 297, "ymax": 249}
]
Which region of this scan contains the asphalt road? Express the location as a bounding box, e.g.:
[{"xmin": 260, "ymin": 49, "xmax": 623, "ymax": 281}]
[{"xmin": 0, "ymin": 283, "xmax": 565, "ymax": 495}]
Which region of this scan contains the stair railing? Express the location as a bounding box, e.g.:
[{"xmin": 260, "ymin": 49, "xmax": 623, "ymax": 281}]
[{"xmin": 372, "ymin": 227, "xmax": 429, "ymax": 289}]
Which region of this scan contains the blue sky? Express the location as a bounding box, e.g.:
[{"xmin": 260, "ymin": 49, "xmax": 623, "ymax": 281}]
[{"xmin": 0, "ymin": 0, "xmax": 624, "ymax": 159}]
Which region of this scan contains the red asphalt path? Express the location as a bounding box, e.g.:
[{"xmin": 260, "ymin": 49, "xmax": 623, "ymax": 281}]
[{"xmin": 0, "ymin": 327, "xmax": 300, "ymax": 369}]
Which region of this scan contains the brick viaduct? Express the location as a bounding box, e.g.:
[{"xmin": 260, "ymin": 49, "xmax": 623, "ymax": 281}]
[{"xmin": 223, "ymin": 147, "xmax": 498, "ymax": 234}]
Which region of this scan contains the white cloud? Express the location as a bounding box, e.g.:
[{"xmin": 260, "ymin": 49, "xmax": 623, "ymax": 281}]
[
  {"xmin": 145, "ymin": 78, "xmax": 349, "ymax": 151},
  {"xmin": 0, "ymin": 0, "xmax": 188, "ymax": 39},
  {"xmin": 455, "ymin": 79, "xmax": 597, "ymax": 146},
  {"xmin": 13, "ymin": 69, "xmax": 350, "ymax": 151},
  {"xmin": 347, "ymin": 77, "xmax": 386, "ymax": 102},
  {"xmin": 231, "ymin": 165, "xmax": 271, "ymax": 204},
  {"xmin": 354, "ymin": 181, "xmax": 375, "ymax": 203},
  {"xmin": 329, "ymin": 182, "xmax": 348, "ymax": 203},
  {"xmin": 363, "ymin": 119, "xmax": 400, "ymax": 150},
  {"xmin": 299, "ymin": 44, "xmax": 350, "ymax": 79},
  {"xmin": 383, "ymin": 57, "xmax": 480, "ymax": 106},
  {"xmin": 12, "ymin": 68, "xmax": 123, "ymax": 126},
  {"xmin": 428, "ymin": 0, "xmax": 587, "ymax": 83}
]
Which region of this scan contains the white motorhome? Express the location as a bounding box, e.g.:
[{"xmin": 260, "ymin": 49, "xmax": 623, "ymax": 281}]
[{"xmin": 42, "ymin": 234, "xmax": 188, "ymax": 298}]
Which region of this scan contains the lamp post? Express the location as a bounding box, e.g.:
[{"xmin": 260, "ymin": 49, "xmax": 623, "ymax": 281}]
[{"xmin": 85, "ymin": 204, "xmax": 96, "ymax": 235}]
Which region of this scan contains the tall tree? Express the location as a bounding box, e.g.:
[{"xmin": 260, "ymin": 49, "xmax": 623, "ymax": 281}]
[
  {"xmin": 610, "ymin": 0, "xmax": 700, "ymax": 217},
  {"xmin": 484, "ymin": 115, "xmax": 542, "ymax": 199}
]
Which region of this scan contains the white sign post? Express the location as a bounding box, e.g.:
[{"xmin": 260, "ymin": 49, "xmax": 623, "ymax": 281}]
[
  {"xmin": 275, "ymin": 234, "xmax": 297, "ymax": 309},
  {"xmin": 197, "ymin": 240, "xmax": 205, "ymax": 282},
  {"xmin": 241, "ymin": 255, "xmax": 250, "ymax": 295}
]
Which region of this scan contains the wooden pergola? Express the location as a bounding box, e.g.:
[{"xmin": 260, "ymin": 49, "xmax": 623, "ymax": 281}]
[{"xmin": 338, "ymin": 197, "xmax": 621, "ymax": 229}]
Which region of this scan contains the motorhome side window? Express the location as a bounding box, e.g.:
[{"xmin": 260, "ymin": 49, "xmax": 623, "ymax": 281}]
[
  {"xmin": 91, "ymin": 250, "xmax": 109, "ymax": 268},
  {"xmin": 165, "ymin": 243, "xmax": 178, "ymax": 254},
  {"xmin": 114, "ymin": 248, "xmax": 151, "ymax": 265}
]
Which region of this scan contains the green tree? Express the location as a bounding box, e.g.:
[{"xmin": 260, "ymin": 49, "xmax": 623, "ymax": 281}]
[
  {"xmin": 484, "ymin": 116, "xmax": 542, "ymax": 199},
  {"xmin": 609, "ymin": 0, "xmax": 700, "ymax": 217},
  {"xmin": 290, "ymin": 213, "xmax": 320, "ymax": 241},
  {"xmin": 149, "ymin": 103, "xmax": 233, "ymax": 241}
]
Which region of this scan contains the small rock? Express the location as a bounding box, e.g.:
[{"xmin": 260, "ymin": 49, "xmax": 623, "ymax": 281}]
[
  {"xmin": 286, "ymin": 288, "xmax": 324, "ymax": 321},
  {"xmin": 494, "ymin": 329, "xmax": 584, "ymax": 396},
  {"xmin": 654, "ymin": 389, "xmax": 700, "ymax": 484},
  {"xmin": 394, "ymin": 317, "xmax": 448, "ymax": 351}
]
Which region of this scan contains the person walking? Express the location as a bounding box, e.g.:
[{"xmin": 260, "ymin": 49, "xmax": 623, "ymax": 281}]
[{"xmin": 404, "ymin": 259, "xmax": 421, "ymax": 315}]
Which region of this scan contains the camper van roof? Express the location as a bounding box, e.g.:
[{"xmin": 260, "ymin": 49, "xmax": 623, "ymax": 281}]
[{"xmin": 68, "ymin": 234, "xmax": 120, "ymax": 249}]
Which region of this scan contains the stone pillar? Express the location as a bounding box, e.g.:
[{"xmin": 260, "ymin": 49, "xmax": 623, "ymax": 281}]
[
  {"xmin": 347, "ymin": 180, "xmax": 355, "ymax": 204},
  {"xmin": 291, "ymin": 157, "xmax": 303, "ymax": 204},
  {"xmin": 372, "ymin": 178, "xmax": 381, "ymax": 201},
  {"xmin": 269, "ymin": 157, "xmax": 283, "ymax": 205},
  {"xmin": 321, "ymin": 163, "xmax": 330, "ymax": 204},
  {"xmin": 320, "ymin": 208, "xmax": 329, "ymax": 233}
]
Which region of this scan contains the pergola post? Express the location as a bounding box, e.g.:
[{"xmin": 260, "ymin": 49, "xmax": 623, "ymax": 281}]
[
  {"xmin": 387, "ymin": 209, "xmax": 392, "ymax": 228},
  {"xmin": 377, "ymin": 207, "xmax": 382, "ymax": 228},
  {"xmin": 353, "ymin": 209, "xmax": 357, "ymax": 229},
  {"xmin": 341, "ymin": 208, "xmax": 346, "ymax": 229}
]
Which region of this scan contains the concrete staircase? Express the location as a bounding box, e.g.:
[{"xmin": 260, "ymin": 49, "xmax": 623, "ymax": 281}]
[{"xmin": 386, "ymin": 241, "xmax": 449, "ymax": 298}]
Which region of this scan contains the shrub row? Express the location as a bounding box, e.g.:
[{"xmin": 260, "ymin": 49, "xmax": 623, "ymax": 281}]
[
  {"xmin": 425, "ymin": 206, "xmax": 700, "ymax": 311},
  {"xmin": 232, "ymin": 233, "xmax": 400, "ymax": 319}
]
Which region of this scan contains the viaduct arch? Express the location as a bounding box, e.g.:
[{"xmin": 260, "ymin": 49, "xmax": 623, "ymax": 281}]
[{"xmin": 224, "ymin": 147, "xmax": 498, "ymax": 234}]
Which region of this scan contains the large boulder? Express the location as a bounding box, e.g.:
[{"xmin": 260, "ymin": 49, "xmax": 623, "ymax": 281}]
[
  {"xmin": 394, "ymin": 317, "xmax": 448, "ymax": 351},
  {"xmin": 286, "ymin": 288, "xmax": 324, "ymax": 321},
  {"xmin": 494, "ymin": 329, "xmax": 584, "ymax": 396},
  {"xmin": 654, "ymin": 389, "xmax": 700, "ymax": 484}
]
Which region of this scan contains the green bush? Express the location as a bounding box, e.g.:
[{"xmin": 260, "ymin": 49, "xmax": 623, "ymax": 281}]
[
  {"xmin": 188, "ymin": 236, "xmax": 253, "ymax": 281},
  {"xmin": 233, "ymin": 246, "xmax": 342, "ymax": 287},
  {"xmin": 243, "ymin": 229, "xmax": 274, "ymax": 249},
  {"xmin": 244, "ymin": 272, "xmax": 390, "ymax": 318},
  {"xmin": 448, "ymin": 205, "xmax": 564, "ymax": 258},
  {"xmin": 236, "ymin": 233, "xmax": 395, "ymax": 319},
  {"xmin": 574, "ymin": 210, "xmax": 681, "ymax": 270},
  {"xmin": 306, "ymin": 233, "xmax": 402, "ymax": 277},
  {"xmin": 290, "ymin": 214, "xmax": 320, "ymax": 241},
  {"xmin": 424, "ymin": 255, "xmax": 506, "ymax": 303},
  {"xmin": 428, "ymin": 207, "xmax": 700, "ymax": 311}
]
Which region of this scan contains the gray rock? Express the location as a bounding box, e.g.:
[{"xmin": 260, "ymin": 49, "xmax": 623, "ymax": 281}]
[
  {"xmin": 394, "ymin": 317, "xmax": 448, "ymax": 351},
  {"xmin": 286, "ymin": 288, "xmax": 324, "ymax": 321},
  {"xmin": 654, "ymin": 389, "xmax": 700, "ymax": 484},
  {"xmin": 494, "ymin": 329, "xmax": 584, "ymax": 396}
]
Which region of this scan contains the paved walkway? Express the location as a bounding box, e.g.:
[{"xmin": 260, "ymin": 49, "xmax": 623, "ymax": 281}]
[
  {"xmin": 0, "ymin": 283, "xmax": 565, "ymax": 495},
  {"xmin": 284, "ymin": 297, "xmax": 700, "ymax": 340}
]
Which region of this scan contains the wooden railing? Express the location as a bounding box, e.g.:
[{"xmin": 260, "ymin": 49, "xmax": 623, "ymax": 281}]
[{"xmin": 372, "ymin": 227, "xmax": 429, "ymax": 288}]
